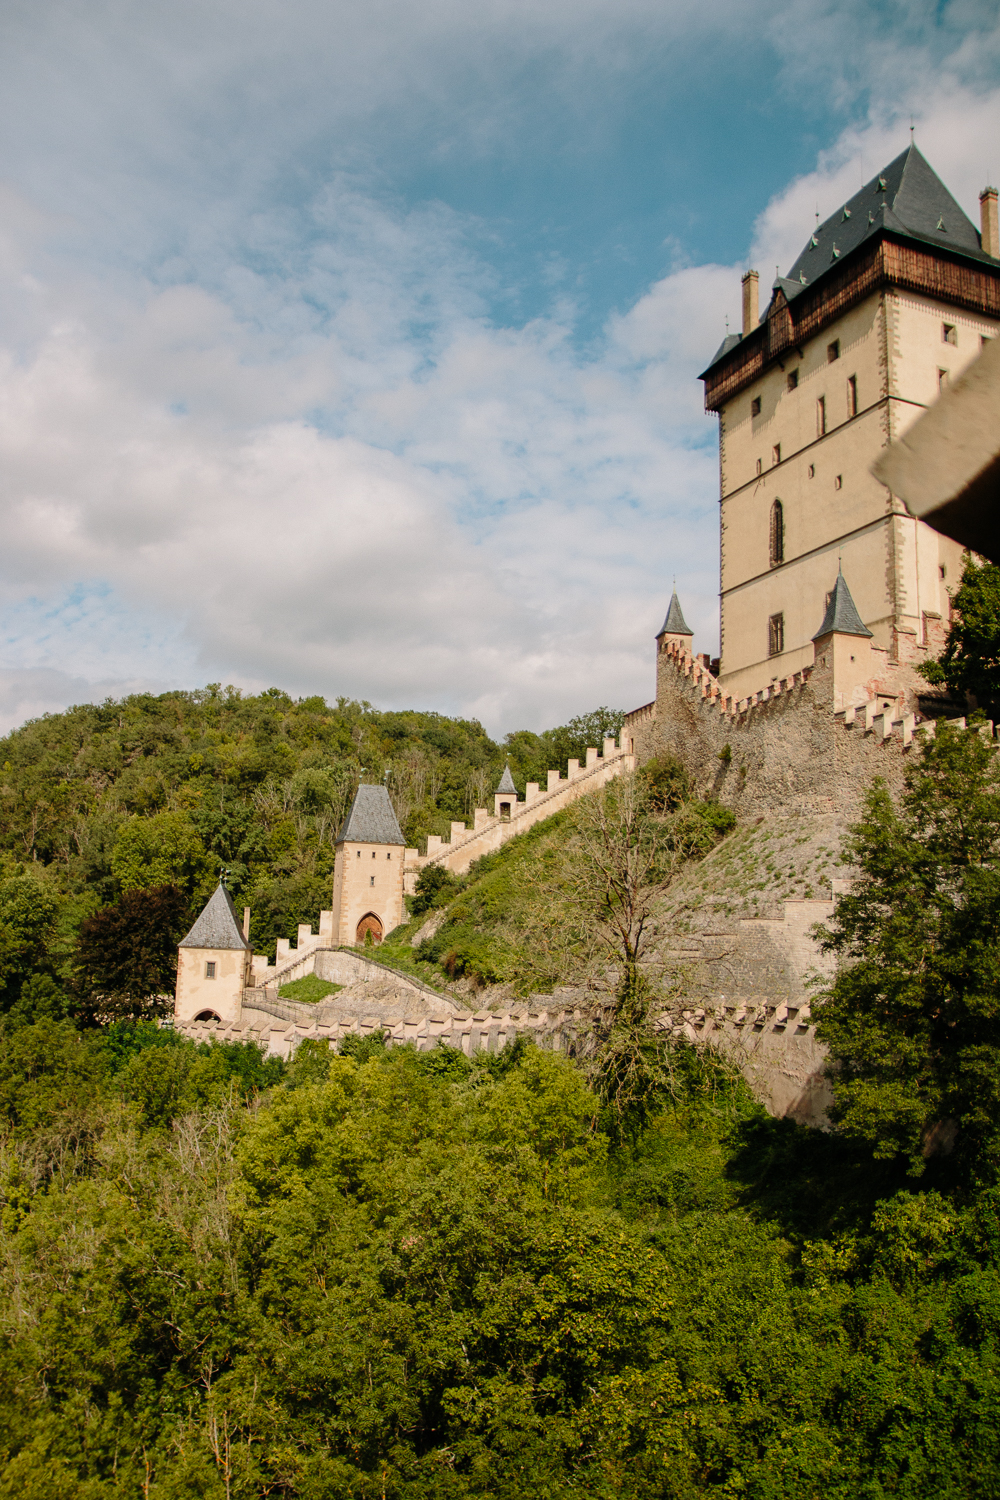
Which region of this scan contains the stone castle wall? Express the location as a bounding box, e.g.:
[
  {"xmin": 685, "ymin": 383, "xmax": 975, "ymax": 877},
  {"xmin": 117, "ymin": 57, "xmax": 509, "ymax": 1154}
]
[
  {"xmin": 625, "ymin": 635, "xmax": 959, "ymax": 818},
  {"xmin": 402, "ymin": 736, "xmax": 635, "ymax": 890}
]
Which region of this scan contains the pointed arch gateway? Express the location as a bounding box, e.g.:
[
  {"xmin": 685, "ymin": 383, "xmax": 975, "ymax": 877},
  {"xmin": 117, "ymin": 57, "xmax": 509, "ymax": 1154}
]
[{"xmin": 356, "ymin": 913, "xmax": 384, "ymax": 946}]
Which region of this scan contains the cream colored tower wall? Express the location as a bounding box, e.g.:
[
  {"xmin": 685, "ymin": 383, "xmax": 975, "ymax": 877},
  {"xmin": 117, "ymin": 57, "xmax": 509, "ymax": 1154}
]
[
  {"xmin": 331, "ymin": 841, "xmax": 405, "ymax": 946},
  {"xmin": 717, "ymin": 284, "xmax": 998, "ymax": 700},
  {"xmin": 175, "ymin": 947, "xmax": 248, "ymax": 1027}
]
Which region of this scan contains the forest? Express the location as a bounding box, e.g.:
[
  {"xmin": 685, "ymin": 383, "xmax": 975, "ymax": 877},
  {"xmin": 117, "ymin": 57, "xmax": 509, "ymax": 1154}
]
[
  {"xmin": 4, "ymin": 555, "xmax": 1000, "ymax": 1497},
  {"xmin": 0, "ymin": 686, "xmax": 624, "ymax": 1016}
]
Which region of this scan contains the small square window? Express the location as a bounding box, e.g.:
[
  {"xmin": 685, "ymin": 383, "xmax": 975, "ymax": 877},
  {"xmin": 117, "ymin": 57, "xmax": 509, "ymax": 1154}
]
[
  {"xmin": 751, "ymin": 396, "xmax": 761, "ymax": 417},
  {"xmin": 787, "ymin": 369, "xmax": 798, "ymax": 391},
  {"xmin": 768, "ymin": 613, "xmax": 784, "ymax": 657},
  {"xmin": 847, "ymin": 375, "xmax": 857, "ymax": 417},
  {"xmin": 828, "ymin": 340, "xmax": 840, "ymax": 362},
  {"xmin": 808, "ymin": 463, "xmax": 815, "ymax": 478},
  {"xmin": 938, "ymin": 367, "xmax": 949, "ymax": 391},
  {"xmin": 756, "ymin": 458, "xmax": 762, "ymax": 475},
  {"xmin": 772, "ymin": 444, "xmax": 781, "ymax": 466},
  {"xmin": 835, "ymin": 475, "xmax": 843, "ymax": 489},
  {"xmin": 205, "ymin": 961, "xmax": 216, "ymax": 980},
  {"xmin": 942, "ymin": 323, "xmax": 957, "ymax": 345}
]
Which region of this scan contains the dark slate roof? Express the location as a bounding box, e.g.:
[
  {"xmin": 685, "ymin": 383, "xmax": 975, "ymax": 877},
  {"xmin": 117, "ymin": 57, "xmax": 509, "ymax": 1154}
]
[
  {"xmin": 784, "ymin": 145, "xmax": 986, "ymax": 299},
  {"xmin": 337, "ymin": 784, "xmax": 406, "ymax": 845},
  {"xmin": 658, "ymin": 591, "xmax": 693, "ymax": 637},
  {"xmin": 179, "ymin": 880, "xmax": 249, "ymax": 950},
  {"xmin": 495, "ymin": 765, "xmax": 517, "ymax": 794},
  {"xmin": 702, "ymin": 145, "xmax": 991, "ymax": 377},
  {"xmin": 812, "ymin": 570, "xmax": 873, "ymax": 640}
]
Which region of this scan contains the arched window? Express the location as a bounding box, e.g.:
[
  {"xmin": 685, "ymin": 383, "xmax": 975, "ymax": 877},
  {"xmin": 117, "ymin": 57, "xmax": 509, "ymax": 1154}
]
[{"xmin": 770, "ymin": 499, "xmax": 784, "ymax": 566}]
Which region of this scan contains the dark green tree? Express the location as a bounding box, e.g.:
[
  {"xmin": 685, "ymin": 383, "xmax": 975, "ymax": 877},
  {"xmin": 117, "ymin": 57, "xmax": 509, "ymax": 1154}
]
[
  {"xmin": 73, "ymin": 883, "xmax": 191, "ymax": 1022},
  {"xmin": 816, "ymin": 724, "xmax": 1000, "ymax": 1177},
  {"xmin": 918, "ymin": 552, "xmax": 1000, "ymax": 713}
]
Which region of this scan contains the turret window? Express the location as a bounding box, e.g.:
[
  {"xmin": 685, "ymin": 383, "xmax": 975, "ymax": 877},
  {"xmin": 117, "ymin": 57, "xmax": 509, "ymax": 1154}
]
[
  {"xmin": 205, "ymin": 961, "xmax": 216, "ymax": 980},
  {"xmin": 769, "ymin": 500, "xmax": 784, "ymax": 566}
]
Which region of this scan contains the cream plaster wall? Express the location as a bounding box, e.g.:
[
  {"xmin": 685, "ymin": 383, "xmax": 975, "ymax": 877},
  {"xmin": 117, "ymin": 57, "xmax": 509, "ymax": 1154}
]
[
  {"xmin": 175, "ymin": 946, "xmax": 249, "ymax": 1027},
  {"xmin": 331, "ymin": 841, "xmax": 406, "ymax": 946},
  {"xmin": 716, "ymin": 282, "xmax": 997, "ymax": 699}
]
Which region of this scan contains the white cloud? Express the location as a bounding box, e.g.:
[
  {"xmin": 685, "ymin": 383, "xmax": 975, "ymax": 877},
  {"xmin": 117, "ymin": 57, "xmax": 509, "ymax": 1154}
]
[{"xmin": 1, "ymin": 1, "xmax": 1000, "ymax": 736}]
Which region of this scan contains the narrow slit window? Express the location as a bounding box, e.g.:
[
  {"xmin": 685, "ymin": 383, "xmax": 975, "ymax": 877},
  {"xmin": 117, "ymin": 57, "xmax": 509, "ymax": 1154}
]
[
  {"xmin": 808, "ymin": 463, "xmax": 815, "ymax": 478},
  {"xmin": 772, "ymin": 443, "xmax": 781, "ymax": 466},
  {"xmin": 847, "ymin": 375, "xmax": 858, "ymax": 416},
  {"xmin": 828, "ymin": 339, "xmax": 840, "ymax": 362},
  {"xmin": 816, "ymin": 395, "xmax": 826, "ymax": 436},
  {"xmin": 751, "ymin": 396, "xmax": 761, "ymax": 417},
  {"xmin": 835, "ymin": 475, "xmax": 843, "ymax": 489},
  {"xmin": 756, "ymin": 457, "xmax": 762, "ymax": 475},
  {"xmin": 768, "ymin": 613, "xmax": 784, "ymax": 657},
  {"xmin": 770, "ymin": 499, "xmax": 784, "ymax": 566},
  {"xmin": 938, "ymin": 367, "xmax": 950, "ymax": 391},
  {"xmin": 370, "ymin": 875, "xmax": 375, "ymax": 887}
]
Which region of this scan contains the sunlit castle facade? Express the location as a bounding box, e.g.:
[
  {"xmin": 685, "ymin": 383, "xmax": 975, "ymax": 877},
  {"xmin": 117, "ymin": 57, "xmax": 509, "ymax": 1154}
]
[{"xmin": 700, "ymin": 144, "xmax": 1000, "ymax": 702}]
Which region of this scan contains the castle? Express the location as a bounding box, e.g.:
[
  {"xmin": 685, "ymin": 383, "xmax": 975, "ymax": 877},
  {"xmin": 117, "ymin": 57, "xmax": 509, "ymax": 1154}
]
[{"xmin": 173, "ymin": 144, "xmax": 1000, "ymax": 1107}]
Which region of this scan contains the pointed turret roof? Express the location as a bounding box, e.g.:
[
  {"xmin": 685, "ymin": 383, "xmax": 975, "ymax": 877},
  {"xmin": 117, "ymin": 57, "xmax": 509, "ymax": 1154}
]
[
  {"xmin": 336, "ymin": 784, "xmax": 406, "ymax": 845},
  {"xmin": 658, "ymin": 591, "xmax": 693, "ymax": 637},
  {"xmin": 179, "ymin": 879, "xmax": 249, "ymax": 950},
  {"xmin": 812, "ymin": 569, "xmax": 873, "ymax": 641},
  {"xmin": 495, "ymin": 764, "xmax": 517, "ymax": 795}
]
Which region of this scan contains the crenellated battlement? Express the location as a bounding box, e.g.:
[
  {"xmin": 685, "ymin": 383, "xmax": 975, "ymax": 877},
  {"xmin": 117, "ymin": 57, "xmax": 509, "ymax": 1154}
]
[{"xmin": 403, "ymin": 734, "xmax": 636, "ymax": 889}]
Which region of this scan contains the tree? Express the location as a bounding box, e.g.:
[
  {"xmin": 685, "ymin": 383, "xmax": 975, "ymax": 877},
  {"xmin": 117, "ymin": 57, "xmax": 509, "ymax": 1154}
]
[
  {"xmin": 918, "ymin": 552, "xmax": 1000, "ymax": 714},
  {"xmin": 0, "ymin": 871, "xmax": 59, "ymax": 1010},
  {"xmin": 74, "ymin": 883, "xmax": 191, "ymax": 1022},
  {"xmin": 816, "ymin": 724, "xmax": 1000, "ymax": 1177},
  {"xmin": 111, "ymin": 809, "xmax": 214, "ymax": 897}
]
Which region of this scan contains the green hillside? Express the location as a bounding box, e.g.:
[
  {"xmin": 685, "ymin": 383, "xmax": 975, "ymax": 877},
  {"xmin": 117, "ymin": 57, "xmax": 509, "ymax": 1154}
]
[{"xmin": 0, "ymin": 687, "xmax": 623, "ymax": 1019}]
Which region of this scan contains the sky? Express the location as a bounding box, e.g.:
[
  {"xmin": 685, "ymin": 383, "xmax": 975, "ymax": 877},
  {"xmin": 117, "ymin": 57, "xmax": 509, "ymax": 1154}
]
[{"xmin": 1, "ymin": 0, "xmax": 1000, "ymax": 736}]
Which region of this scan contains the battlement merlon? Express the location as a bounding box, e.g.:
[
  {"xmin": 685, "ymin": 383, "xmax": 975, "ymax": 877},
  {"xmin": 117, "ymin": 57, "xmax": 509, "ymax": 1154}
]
[{"xmin": 403, "ymin": 736, "xmax": 636, "ymax": 884}]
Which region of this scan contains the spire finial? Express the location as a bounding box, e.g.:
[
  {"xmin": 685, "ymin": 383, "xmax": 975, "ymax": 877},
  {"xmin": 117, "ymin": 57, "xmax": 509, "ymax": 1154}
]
[{"xmin": 910, "ymin": 116, "xmax": 915, "ymax": 143}]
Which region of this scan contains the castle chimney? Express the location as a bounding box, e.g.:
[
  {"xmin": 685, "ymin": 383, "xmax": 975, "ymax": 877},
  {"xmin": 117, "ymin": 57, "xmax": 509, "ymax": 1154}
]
[
  {"xmin": 741, "ymin": 270, "xmax": 759, "ymax": 336},
  {"xmin": 980, "ymin": 187, "xmax": 998, "ymax": 259},
  {"xmin": 242, "ymin": 906, "xmax": 250, "ymax": 940}
]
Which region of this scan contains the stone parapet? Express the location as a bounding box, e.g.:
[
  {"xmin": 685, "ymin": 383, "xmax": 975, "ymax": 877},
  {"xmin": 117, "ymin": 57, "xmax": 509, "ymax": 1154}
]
[{"xmin": 403, "ymin": 736, "xmax": 636, "ymax": 888}]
